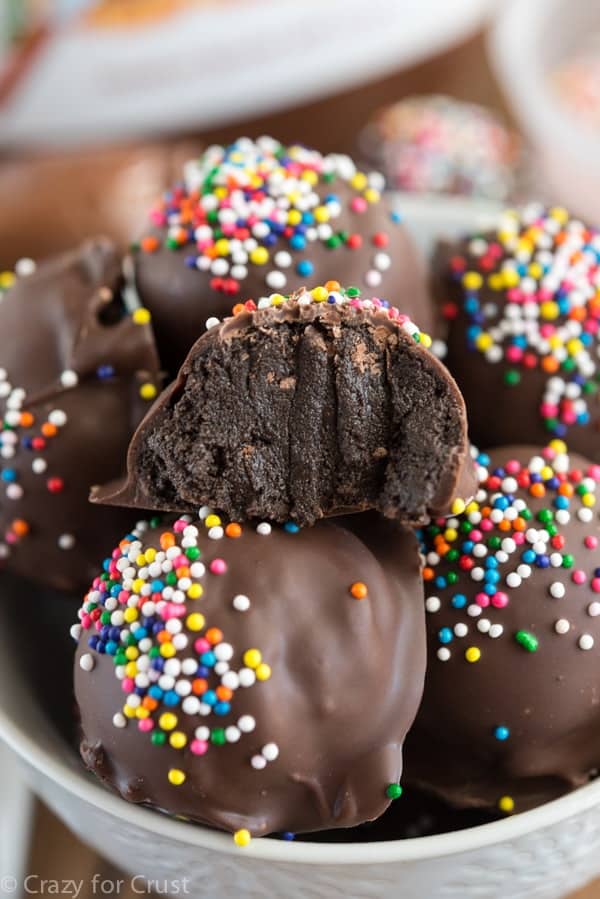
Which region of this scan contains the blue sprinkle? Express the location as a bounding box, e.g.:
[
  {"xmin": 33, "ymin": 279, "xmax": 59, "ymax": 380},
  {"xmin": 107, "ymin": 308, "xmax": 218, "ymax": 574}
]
[
  {"xmin": 1, "ymin": 469, "xmax": 16, "ymax": 482},
  {"xmin": 296, "ymin": 260, "xmax": 314, "ymax": 277},
  {"xmin": 494, "ymin": 726, "xmax": 510, "ymax": 741},
  {"xmin": 451, "ymin": 594, "xmax": 467, "ymax": 609},
  {"xmin": 214, "ymin": 701, "xmax": 231, "ymax": 716},
  {"xmin": 202, "ymin": 690, "xmax": 217, "ymax": 707},
  {"xmin": 200, "ymin": 651, "xmax": 216, "ymax": 667},
  {"xmin": 284, "ymin": 521, "xmax": 300, "ymax": 534},
  {"xmin": 164, "ymin": 691, "xmax": 180, "ymax": 707},
  {"xmin": 438, "ymin": 627, "xmax": 453, "ymax": 645}
]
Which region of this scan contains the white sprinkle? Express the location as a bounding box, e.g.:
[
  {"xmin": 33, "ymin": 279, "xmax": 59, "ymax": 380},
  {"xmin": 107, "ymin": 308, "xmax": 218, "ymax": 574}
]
[
  {"xmin": 555, "ymin": 619, "xmax": 570, "ymax": 635},
  {"xmin": 579, "ymin": 634, "xmax": 594, "ymax": 650},
  {"xmin": 238, "ymin": 715, "xmax": 256, "ymax": 733},
  {"xmin": 238, "ymin": 668, "xmax": 256, "ymax": 687},
  {"xmin": 262, "ymin": 742, "xmax": 279, "ymax": 762},
  {"xmin": 549, "ymin": 582, "xmax": 566, "ymax": 599},
  {"xmin": 112, "ymin": 713, "xmax": 127, "ymax": 729},
  {"xmin": 506, "ymin": 573, "xmax": 521, "ymax": 589},
  {"xmin": 195, "ymin": 726, "xmax": 210, "ymax": 741},
  {"xmin": 437, "ymin": 647, "xmax": 451, "ymax": 661},
  {"xmin": 489, "ymin": 624, "xmax": 504, "ymax": 638},
  {"xmin": 15, "ymin": 257, "xmax": 36, "ymax": 277},
  {"xmin": 60, "ymin": 369, "xmax": 78, "ymax": 388},
  {"xmin": 208, "ymin": 526, "xmax": 224, "ymax": 540},
  {"xmin": 454, "ymin": 623, "xmax": 468, "ymax": 638},
  {"xmin": 266, "ymin": 270, "xmax": 286, "ymax": 290},
  {"xmin": 225, "ymin": 726, "xmax": 241, "ymax": 743},
  {"xmin": 256, "ymin": 522, "xmax": 272, "ymax": 536},
  {"xmin": 198, "ymin": 506, "xmax": 211, "ymax": 520},
  {"xmin": 70, "ymin": 624, "xmax": 81, "ymax": 641},
  {"xmin": 79, "ymin": 653, "xmax": 94, "ymax": 672},
  {"xmin": 251, "ymin": 755, "xmax": 267, "ymax": 770},
  {"xmin": 425, "ymin": 596, "xmax": 441, "ymax": 613},
  {"xmin": 477, "ymin": 618, "xmax": 491, "ymax": 633},
  {"xmin": 58, "ymin": 534, "xmax": 75, "ymax": 550},
  {"xmin": 233, "ymin": 594, "xmax": 251, "ymax": 612},
  {"xmin": 221, "ymin": 671, "xmax": 240, "ymax": 690},
  {"xmin": 48, "ymin": 409, "xmax": 67, "ymax": 427}
]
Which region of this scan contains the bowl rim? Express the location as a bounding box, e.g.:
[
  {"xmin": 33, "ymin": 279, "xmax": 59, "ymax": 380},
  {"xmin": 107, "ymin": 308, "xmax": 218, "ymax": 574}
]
[{"xmin": 2, "ymin": 696, "xmax": 600, "ymax": 866}]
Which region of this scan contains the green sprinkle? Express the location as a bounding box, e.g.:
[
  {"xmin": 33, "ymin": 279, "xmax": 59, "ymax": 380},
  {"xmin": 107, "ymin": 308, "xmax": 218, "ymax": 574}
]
[
  {"xmin": 346, "ymin": 286, "xmax": 361, "ymax": 298},
  {"xmin": 515, "ymin": 630, "xmax": 538, "ymax": 652},
  {"xmin": 185, "ymin": 547, "xmax": 201, "ymax": 560},
  {"xmin": 562, "ymin": 553, "xmax": 574, "ymax": 568},
  {"xmin": 151, "ymin": 731, "xmax": 167, "ymax": 746},
  {"xmin": 211, "ymin": 728, "xmax": 226, "ymax": 746},
  {"xmin": 386, "ymin": 783, "xmax": 403, "ymax": 800},
  {"xmin": 503, "ymin": 370, "xmax": 520, "ymax": 387}
]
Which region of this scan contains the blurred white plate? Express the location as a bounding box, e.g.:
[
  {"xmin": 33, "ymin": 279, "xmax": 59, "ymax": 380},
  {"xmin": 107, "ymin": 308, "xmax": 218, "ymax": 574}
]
[{"xmin": 0, "ymin": 0, "xmax": 495, "ymax": 147}]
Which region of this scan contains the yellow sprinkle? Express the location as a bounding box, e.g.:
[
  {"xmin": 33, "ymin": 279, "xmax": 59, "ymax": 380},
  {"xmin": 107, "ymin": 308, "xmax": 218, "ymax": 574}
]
[
  {"xmin": 502, "ymin": 269, "xmax": 520, "ymax": 288},
  {"xmin": 168, "ymin": 768, "xmax": 186, "ymax": 786},
  {"xmin": 444, "ymin": 528, "xmax": 458, "ymax": 543},
  {"xmin": 287, "ymin": 210, "xmax": 302, "ymax": 226},
  {"xmin": 0, "ymin": 271, "xmax": 16, "ymax": 290},
  {"xmin": 160, "ymin": 643, "xmax": 176, "ymax": 659},
  {"xmin": 125, "ymin": 662, "xmax": 138, "ymax": 678},
  {"xmin": 528, "ymin": 262, "xmax": 543, "ymax": 279},
  {"xmin": 475, "ymin": 333, "xmax": 492, "ymax": 352},
  {"xmin": 170, "ymin": 731, "xmax": 187, "ymax": 749},
  {"xmin": 159, "ymin": 713, "xmax": 178, "ymax": 731},
  {"xmin": 214, "ymin": 186, "xmax": 228, "ymax": 199},
  {"xmin": 136, "ymin": 707, "xmax": 150, "ymax": 719},
  {"xmin": 132, "ymin": 308, "xmax": 151, "ymax": 325},
  {"xmin": 124, "ymin": 647, "xmax": 139, "ymax": 661},
  {"xmin": 270, "ymin": 294, "xmax": 284, "ymax": 306},
  {"xmin": 123, "ymin": 705, "xmax": 137, "ymax": 719},
  {"xmin": 540, "ymin": 466, "xmax": 554, "ymax": 481},
  {"xmin": 488, "ymin": 273, "xmax": 504, "ymax": 291},
  {"xmin": 583, "ymin": 494, "xmax": 596, "ymax": 507},
  {"xmin": 419, "ymin": 333, "xmax": 432, "ymax": 349},
  {"xmin": 250, "ymin": 247, "xmax": 269, "ymax": 266},
  {"xmin": 550, "ymin": 206, "xmax": 569, "ymax": 224},
  {"xmin": 549, "ymin": 439, "xmax": 567, "ymax": 454},
  {"xmin": 351, "ymin": 172, "xmax": 368, "ymax": 191},
  {"xmin": 548, "ymin": 335, "xmax": 563, "ymax": 350},
  {"xmin": 144, "ymin": 548, "xmax": 157, "ymax": 563},
  {"xmin": 314, "ymin": 205, "xmax": 330, "ymax": 223},
  {"xmin": 124, "ymin": 607, "xmax": 139, "ymax": 623},
  {"xmin": 462, "ymin": 271, "xmax": 483, "ymax": 291},
  {"xmin": 311, "ymin": 286, "xmax": 328, "ymax": 303},
  {"xmin": 215, "ymin": 238, "xmax": 230, "ymax": 256},
  {"xmin": 140, "ymin": 382, "xmax": 157, "ymax": 401},
  {"xmin": 540, "ymin": 301, "xmax": 559, "ymax": 321},
  {"xmin": 465, "ymin": 646, "xmax": 481, "ymax": 663},
  {"xmin": 498, "ymin": 795, "xmax": 515, "ymax": 813},
  {"xmin": 301, "ymin": 170, "xmax": 318, "ymax": 185},
  {"xmin": 243, "ymin": 648, "xmax": 262, "ymax": 669},
  {"xmin": 466, "ymin": 501, "xmax": 479, "ymax": 514},
  {"xmin": 131, "ymin": 579, "xmax": 145, "ymax": 596},
  {"xmin": 364, "ymin": 188, "xmax": 380, "ymax": 204},
  {"xmin": 136, "ymin": 554, "xmax": 146, "ymax": 567},
  {"xmin": 255, "ymin": 663, "xmax": 271, "ymax": 681},
  {"xmin": 566, "ymin": 338, "xmax": 583, "ymax": 356},
  {"xmin": 186, "ymin": 612, "xmax": 206, "ymax": 632},
  {"xmin": 451, "ymin": 498, "xmax": 466, "ymax": 516},
  {"xmin": 187, "ymin": 584, "xmax": 203, "ymax": 600},
  {"xmin": 205, "ymin": 514, "xmax": 221, "ymax": 528},
  {"xmin": 233, "ymin": 829, "xmax": 252, "ymax": 847}
]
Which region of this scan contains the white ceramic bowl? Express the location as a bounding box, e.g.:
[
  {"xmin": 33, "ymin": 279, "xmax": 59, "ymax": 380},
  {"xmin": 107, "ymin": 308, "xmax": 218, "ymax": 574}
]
[
  {"xmin": 490, "ymin": 0, "xmax": 600, "ymax": 224},
  {"xmin": 3, "ymin": 197, "xmax": 600, "ymax": 899}
]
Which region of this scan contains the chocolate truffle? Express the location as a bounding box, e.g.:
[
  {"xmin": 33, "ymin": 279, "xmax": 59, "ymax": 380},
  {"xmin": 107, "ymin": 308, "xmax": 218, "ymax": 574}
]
[
  {"xmin": 404, "ymin": 442, "xmax": 600, "ymax": 814},
  {"xmin": 359, "ymin": 95, "xmax": 520, "ymax": 201},
  {"xmin": 132, "ymin": 136, "xmax": 432, "ymax": 375},
  {"xmin": 436, "ymin": 204, "xmax": 600, "ymax": 460},
  {"xmin": 95, "ymin": 285, "xmax": 474, "ymax": 527},
  {"xmin": 73, "ymin": 510, "xmax": 425, "ymax": 839},
  {"xmin": 0, "ymin": 239, "xmax": 161, "ymax": 592}
]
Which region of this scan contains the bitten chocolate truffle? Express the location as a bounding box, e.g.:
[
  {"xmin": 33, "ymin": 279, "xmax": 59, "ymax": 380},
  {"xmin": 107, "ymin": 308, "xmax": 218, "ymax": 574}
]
[
  {"xmin": 435, "ymin": 204, "xmax": 600, "ymax": 460},
  {"xmin": 0, "ymin": 240, "xmax": 161, "ymax": 592},
  {"xmin": 73, "ymin": 510, "xmax": 425, "ymax": 840},
  {"xmin": 95, "ymin": 285, "xmax": 474, "ymax": 527},
  {"xmin": 132, "ymin": 136, "xmax": 433, "ymax": 374},
  {"xmin": 405, "ymin": 442, "xmax": 600, "ymax": 814}
]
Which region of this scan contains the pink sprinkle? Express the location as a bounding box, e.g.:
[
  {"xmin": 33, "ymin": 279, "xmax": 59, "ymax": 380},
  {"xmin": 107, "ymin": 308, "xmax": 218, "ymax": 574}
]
[
  {"xmin": 5, "ymin": 533, "xmax": 17, "ymax": 545},
  {"xmin": 585, "ymin": 536, "xmax": 598, "ymax": 549},
  {"xmin": 80, "ymin": 614, "xmax": 91, "ymax": 629},
  {"xmin": 572, "ymin": 570, "xmax": 587, "ymax": 585},
  {"xmin": 538, "ymin": 288, "xmax": 552, "ymax": 301},
  {"xmin": 476, "ymin": 592, "xmax": 490, "ymax": 608},
  {"xmin": 118, "ymin": 590, "xmax": 130, "ymax": 605},
  {"xmin": 514, "ymin": 532, "xmax": 525, "ymax": 545},
  {"xmin": 480, "ymin": 519, "xmax": 494, "ymax": 532},
  {"xmin": 173, "ymin": 554, "xmax": 188, "ymax": 568},
  {"xmin": 470, "ymin": 529, "xmax": 483, "ymax": 542},
  {"xmin": 173, "ymin": 519, "xmax": 187, "ymax": 533},
  {"xmin": 351, "ymin": 197, "xmax": 368, "ymax": 214},
  {"xmin": 138, "ymin": 719, "xmax": 154, "ymax": 732},
  {"xmin": 121, "ymin": 678, "xmax": 134, "ymax": 693},
  {"xmin": 539, "ymin": 324, "xmax": 555, "ymax": 338},
  {"xmin": 191, "ymin": 739, "xmax": 209, "ymax": 756},
  {"xmin": 491, "ymin": 592, "xmax": 509, "ymax": 608},
  {"xmin": 194, "ymin": 637, "xmax": 210, "ymax": 654},
  {"xmin": 592, "ymin": 577, "xmax": 600, "ymax": 593},
  {"xmin": 505, "ymin": 460, "xmax": 520, "ymax": 475},
  {"xmin": 505, "ymin": 347, "xmax": 523, "ymax": 363},
  {"xmin": 163, "ymin": 602, "xmax": 186, "ymax": 619},
  {"xmin": 541, "ymin": 403, "xmax": 558, "ymax": 418},
  {"xmin": 209, "ymin": 558, "xmax": 227, "ymax": 575},
  {"xmin": 588, "ymin": 465, "xmax": 600, "ymax": 481}
]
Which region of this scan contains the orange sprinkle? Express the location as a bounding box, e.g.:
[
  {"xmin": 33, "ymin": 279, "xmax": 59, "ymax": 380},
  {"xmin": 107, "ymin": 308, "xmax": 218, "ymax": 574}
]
[
  {"xmin": 541, "ymin": 357, "xmax": 559, "ymax": 373},
  {"xmin": 141, "ymin": 236, "xmax": 159, "ymax": 253},
  {"xmin": 350, "ymin": 581, "xmax": 368, "ymax": 600},
  {"xmin": 530, "ymin": 483, "xmax": 545, "ymax": 498},
  {"xmin": 192, "ymin": 678, "xmax": 208, "ymax": 696},
  {"xmin": 422, "ymin": 567, "xmax": 434, "ymax": 581},
  {"xmin": 142, "ymin": 697, "xmax": 158, "ymax": 711},
  {"xmin": 559, "ymin": 483, "xmax": 574, "ymax": 497},
  {"xmin": 232, "ymin": 303, "xmax": 245, "ymax": 315},
  {"xmin": 513, "ymin": 517, "xmax": 527, "ymax": 531},
  {"xmin": 325, "ymin": 279, "xmax": 341, "ymax": 292},
  {"xmin": 216, "ymin": 686, "xmax": 233, "ymax": 702},
  {"xmin": 225, "ymin": 522, "xmax": 242, "ymax": 538},
  {"xmin": 175, "ymin": 565, "xmax": 190, "ymax": 579},
  {"xmin": 20, "ymin": 411, "xmax": 34, "ymax": 428},
  {"xmin": 157, "ymin": 630, "xmax": 172, "ymax": 644},
  {"xmin": 205, "ymin": 627, "xmax": 223, "ymax": 645},
  {"xmin": 498, "ymin": 519, "xmax": 511, "ymax": 532},
  {"xmin": 11, "ymin": 519, "xmax": 29, "ymax": 537},
  {"xmin": 160, "ymin": 531, "xmax": 175, "ymax": 550}
]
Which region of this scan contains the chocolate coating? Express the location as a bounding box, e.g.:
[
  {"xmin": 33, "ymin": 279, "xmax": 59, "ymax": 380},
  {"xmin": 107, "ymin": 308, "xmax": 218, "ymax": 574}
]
[
  {"xmin": 435, "ymin": 205, "xmax": 600, "ymax": 460},
  {"xmin": 74, "ymin": 511, "xmax": 425, "ymax": 836},
  {"xmin": 0, "ymin": 239, "xmax": 161, "ymax": 592},
  {"xmin": 132, "ymin": 137, "xmax": 433, "ymax": 375},
  {"xmin": 95, "ymin": 287, "xmax": 474, "ymax": 527},
  {"xmin": 404, "ymin": 444, "xmax": 600, "ymax": 813}
]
